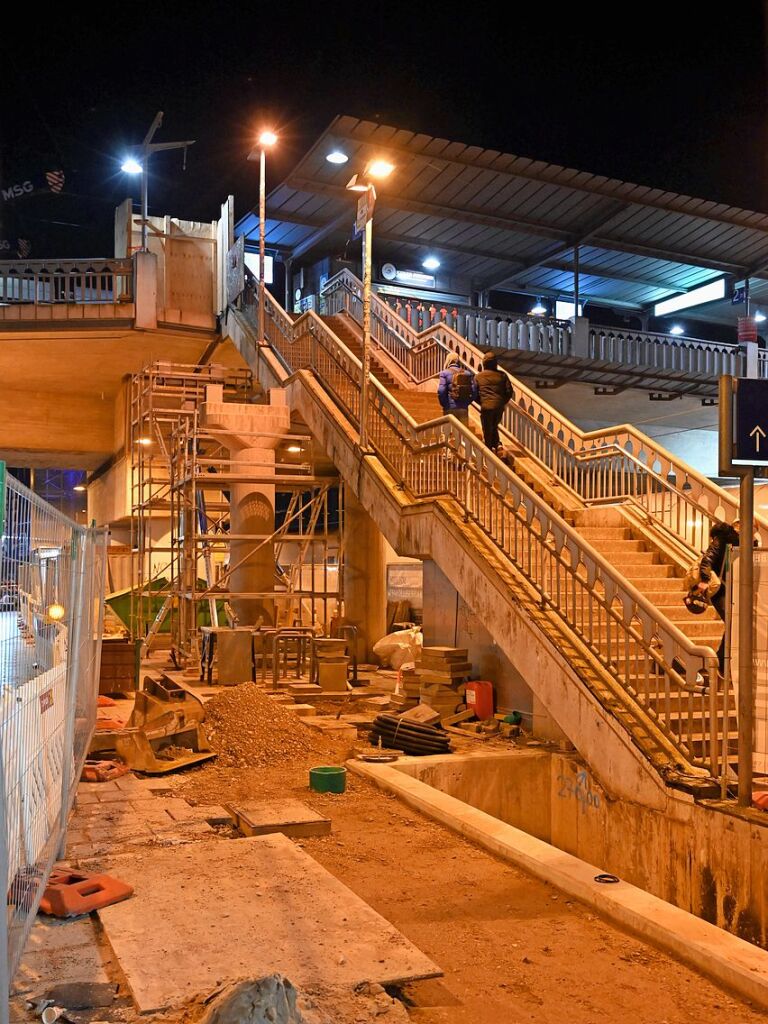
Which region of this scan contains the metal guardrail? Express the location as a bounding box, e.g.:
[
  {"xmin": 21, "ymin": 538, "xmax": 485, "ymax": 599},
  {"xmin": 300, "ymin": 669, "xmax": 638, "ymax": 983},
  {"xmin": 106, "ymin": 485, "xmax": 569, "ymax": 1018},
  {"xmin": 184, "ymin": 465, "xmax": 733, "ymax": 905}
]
[
  {"xmin": 238, "ymin": 285, "xmax": 724, "ymax": 790},
  {"xmin": 0, "ymin": 259, "xmax": 133, "ymax": 305},
  {"xmin": 0, "ymin": 466, "xmax": 107, "ymax": 1021},
  {"xmin": 321, "ymin": 270, "xmax": 768, "ymax": 554}
]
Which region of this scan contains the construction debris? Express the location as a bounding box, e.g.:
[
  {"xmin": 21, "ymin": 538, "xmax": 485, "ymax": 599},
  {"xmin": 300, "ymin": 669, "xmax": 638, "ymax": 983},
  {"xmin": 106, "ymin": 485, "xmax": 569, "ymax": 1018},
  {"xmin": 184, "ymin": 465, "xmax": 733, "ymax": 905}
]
[
  {"xmin": 202, "ymin": 683, "xmax": 344, "ymax": 768},
  {"xmin": 80, "ymin": 759, "xmax": 130, "ymax": 783}
]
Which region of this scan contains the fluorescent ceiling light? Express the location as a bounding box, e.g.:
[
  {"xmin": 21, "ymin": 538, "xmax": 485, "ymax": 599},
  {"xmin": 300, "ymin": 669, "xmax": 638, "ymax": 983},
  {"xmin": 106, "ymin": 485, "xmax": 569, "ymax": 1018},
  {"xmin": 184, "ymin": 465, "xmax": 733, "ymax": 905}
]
[
  {"xmin": 653, "ymin": 278, "xmax": 726, "ymax": 317},
  {"xmin": 755, "ymin": 312, "xmax": 767, "ymax": 323},
  {"xmin": 422, "ymin": 256, "xmax": 440, "ymax": 271},
  {"xmin": 669, "ymin": 325, "xmax": 685, "ymax": 335},
  {"xmin": 121, "ymin": 158, "xmax": 143, "ymax": 174},
  {"xmin": 326, "ymin": 151, "xmax": 348, "ymax": 164},
  {"xmin": 529, "ymin": 302, "xmax": 547, "ymax": 316}
]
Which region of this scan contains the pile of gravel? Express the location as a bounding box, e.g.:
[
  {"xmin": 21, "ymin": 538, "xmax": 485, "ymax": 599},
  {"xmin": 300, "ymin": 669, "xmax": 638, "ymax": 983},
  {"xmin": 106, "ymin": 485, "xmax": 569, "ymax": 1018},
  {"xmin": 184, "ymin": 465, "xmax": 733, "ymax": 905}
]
[{"xmin": 203, "ymin": 683, "xmax": 341, "ymax": 768}]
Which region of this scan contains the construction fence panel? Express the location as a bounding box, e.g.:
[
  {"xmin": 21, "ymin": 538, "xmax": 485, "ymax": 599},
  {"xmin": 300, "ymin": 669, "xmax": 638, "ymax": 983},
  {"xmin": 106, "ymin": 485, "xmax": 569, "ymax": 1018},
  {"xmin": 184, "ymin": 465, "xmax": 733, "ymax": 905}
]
[{"xmin": 0, "ymin": 466, "xmax": 107, "ymax": 1022}]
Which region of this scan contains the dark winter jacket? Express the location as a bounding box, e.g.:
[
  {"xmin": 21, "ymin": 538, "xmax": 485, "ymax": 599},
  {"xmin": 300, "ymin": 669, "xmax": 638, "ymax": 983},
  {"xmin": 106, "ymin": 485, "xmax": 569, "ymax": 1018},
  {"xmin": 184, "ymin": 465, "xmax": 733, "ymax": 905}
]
[
  {"xmin": 437, "ymin": 362, "xmax": 479, "ymax": 411},
  {"xmin": 699, "ymin": 522, "xmax": 740, "ymax": 583},
  {"xmin": 475, "ymin": 366, "xmax": 514, "ymax": 411}
]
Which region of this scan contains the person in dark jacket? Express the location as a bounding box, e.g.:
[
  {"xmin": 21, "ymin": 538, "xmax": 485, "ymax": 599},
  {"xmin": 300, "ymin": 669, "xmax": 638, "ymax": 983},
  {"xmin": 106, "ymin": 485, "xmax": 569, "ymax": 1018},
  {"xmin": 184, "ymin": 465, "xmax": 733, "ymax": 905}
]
[
  {"xmin": 696, "ymin": 520, "xmax": 740, "ymax": 674},
  {"xmin": 437, "ymin": 356, "xmax": 477, "ymax": 426},
  {"xmin": 474, "ymin": 352, "xmax": 514, "ymax": 451}
]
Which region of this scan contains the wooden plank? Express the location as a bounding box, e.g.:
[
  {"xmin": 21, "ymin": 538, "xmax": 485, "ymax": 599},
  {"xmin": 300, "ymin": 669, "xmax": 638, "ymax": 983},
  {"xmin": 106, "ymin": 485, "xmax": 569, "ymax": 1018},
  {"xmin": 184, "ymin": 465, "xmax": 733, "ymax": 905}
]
[
  {"xmin": 227, "ymin": 798, "xmax": 331, "ymax": 839},
  {"xmin": 98, "ymin": 836, "xmax": 441, "ymax": 1012}
]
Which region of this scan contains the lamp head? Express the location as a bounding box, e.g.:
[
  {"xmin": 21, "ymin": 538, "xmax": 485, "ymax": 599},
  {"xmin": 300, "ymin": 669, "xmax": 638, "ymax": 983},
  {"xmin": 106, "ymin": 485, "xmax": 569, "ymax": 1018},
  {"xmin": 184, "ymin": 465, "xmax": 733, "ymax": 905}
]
[
  {"xmin": 258, "ymin": 130, "xmax": 277, "ymax": 148},
  {"xmin": 121, "ymin": 157, "xmax": 143, "ymax": 174}
]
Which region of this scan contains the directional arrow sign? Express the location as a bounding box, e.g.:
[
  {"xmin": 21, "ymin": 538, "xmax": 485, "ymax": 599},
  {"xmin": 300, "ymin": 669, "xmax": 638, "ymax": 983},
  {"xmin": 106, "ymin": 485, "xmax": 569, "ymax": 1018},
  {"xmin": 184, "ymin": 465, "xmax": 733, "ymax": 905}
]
[
  {"xmin": 734, "ymin": 379, "xmax": 768, "ymax": 465},
  {"xmin": 751, "ymin": 425, "xmax": 767, "ymax": 453}
]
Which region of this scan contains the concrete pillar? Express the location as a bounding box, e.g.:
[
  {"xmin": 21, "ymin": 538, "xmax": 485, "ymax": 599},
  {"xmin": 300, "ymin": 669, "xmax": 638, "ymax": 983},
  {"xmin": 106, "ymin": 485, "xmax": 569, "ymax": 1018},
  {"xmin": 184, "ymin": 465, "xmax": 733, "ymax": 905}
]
[
  {"xmin": 133, "ymin": 251, "xmax": 158, "ymax": 330},
  {"xmin": 743, "ymin": 340, "xmax": 759, "ymax": 378},
  {"xmin": 422, "ymin": 559, "xmax": 542, "ymax": 722},
  {"xmin": 570, "ymin": 316, "xmax": 590, "ymax": 358},
  {"xmin": 342, "ymin": 489, "xmax": 387, "ymax": 661},
  {"xmin": 202, "ymin": 387, "xmax": 291, "ymax": 627}
]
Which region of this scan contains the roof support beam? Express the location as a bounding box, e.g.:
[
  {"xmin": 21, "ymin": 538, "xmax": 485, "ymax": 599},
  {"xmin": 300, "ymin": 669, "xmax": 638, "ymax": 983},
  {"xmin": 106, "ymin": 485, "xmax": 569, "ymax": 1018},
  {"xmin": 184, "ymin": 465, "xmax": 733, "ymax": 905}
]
[
  {"xmin": 284, "ymin": 176, "xmax": 573, "ymax": 243},
  {"xmin": 329, "ymin": 121, "xmax": 768, "ymax": 234}
]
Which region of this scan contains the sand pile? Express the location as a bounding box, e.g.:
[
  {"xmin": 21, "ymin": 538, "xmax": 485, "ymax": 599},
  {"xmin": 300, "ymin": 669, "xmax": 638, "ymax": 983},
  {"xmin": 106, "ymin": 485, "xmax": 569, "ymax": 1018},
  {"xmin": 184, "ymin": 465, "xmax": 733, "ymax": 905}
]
[{"xmin": 202, "ymin": 683, "xmax": 341, "ymax": 768}]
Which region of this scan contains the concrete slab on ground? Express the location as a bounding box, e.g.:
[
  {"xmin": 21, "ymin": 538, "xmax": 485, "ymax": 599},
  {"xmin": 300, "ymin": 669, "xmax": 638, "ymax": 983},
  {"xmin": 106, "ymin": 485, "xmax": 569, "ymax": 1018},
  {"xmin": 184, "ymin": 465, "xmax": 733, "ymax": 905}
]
[
  {"xmin": 226, "ymin": 798, "xmax": 331, "ymax": 838},
  {"xmin": 98, "ymin": 834, "xmax": 440, "ymax": 1012}
]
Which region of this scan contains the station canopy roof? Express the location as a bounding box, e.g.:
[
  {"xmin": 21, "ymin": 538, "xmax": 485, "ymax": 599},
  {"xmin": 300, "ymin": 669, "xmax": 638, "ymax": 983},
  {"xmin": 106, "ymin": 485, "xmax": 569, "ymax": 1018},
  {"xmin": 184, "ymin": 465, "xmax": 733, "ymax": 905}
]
[{"xmin": 237, "ymin": 115, "xmax": 768, "ymax": 324}]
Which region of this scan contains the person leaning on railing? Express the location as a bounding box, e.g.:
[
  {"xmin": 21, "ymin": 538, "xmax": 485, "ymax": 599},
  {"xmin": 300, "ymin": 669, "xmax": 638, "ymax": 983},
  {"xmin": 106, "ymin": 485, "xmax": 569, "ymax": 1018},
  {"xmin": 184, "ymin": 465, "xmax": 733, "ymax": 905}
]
[
  {"xmin": 474, "ymin": 352, "xmax": 514, "ymax": 453},
  {"xmin": 696, "ymin": 520, "xmax": 740, "ymax": 678}
]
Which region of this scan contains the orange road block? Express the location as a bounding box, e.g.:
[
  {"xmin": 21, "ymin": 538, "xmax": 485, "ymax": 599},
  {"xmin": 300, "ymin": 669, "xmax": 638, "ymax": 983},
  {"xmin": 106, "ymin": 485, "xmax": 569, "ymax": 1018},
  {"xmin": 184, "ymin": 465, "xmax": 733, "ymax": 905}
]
[
  {"xmin": 39, "ymin": 869, "xmax": 133, "ymax": 917},
  {"xmin": 81, "ymin": 759, "xmax": 130, "ymax": 783}
]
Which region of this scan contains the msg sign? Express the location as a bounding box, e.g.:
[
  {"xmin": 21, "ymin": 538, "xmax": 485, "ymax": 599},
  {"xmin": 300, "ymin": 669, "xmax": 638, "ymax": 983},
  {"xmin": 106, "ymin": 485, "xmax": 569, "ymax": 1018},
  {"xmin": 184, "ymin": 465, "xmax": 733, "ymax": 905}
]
[{"xmin": 734, "ymin": 378, "xmax": 768, "ymax": 466}]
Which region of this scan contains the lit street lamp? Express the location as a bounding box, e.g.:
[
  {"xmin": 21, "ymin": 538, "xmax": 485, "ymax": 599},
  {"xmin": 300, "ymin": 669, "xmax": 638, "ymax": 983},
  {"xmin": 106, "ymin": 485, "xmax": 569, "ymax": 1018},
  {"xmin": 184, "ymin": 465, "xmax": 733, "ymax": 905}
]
[
  {"xmin": 248, "ymin": 130, "xmax": 278, "ymax": 348},
  {"xmin": 346, "ymin": 159, "xmax": 394, "ymax": 447},
  {"xmin": 121, "ymin": 112, "xmax": 195, "ymax": 251}
]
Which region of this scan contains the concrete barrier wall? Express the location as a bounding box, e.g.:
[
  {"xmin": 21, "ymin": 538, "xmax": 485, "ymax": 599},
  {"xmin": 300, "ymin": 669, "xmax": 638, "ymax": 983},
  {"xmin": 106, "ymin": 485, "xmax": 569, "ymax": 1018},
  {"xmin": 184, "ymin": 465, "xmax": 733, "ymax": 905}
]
[{"xmin": 398, "ymin": 751, "xmax": 768, "ymax": 946}]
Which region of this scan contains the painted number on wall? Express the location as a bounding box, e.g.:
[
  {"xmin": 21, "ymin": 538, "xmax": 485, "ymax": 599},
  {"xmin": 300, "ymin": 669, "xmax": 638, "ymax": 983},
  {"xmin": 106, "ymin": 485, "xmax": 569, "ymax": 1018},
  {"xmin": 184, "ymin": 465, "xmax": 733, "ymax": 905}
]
[{"xmin": 557, "ymin": 769, "xmax": 601, "ymax": 811}]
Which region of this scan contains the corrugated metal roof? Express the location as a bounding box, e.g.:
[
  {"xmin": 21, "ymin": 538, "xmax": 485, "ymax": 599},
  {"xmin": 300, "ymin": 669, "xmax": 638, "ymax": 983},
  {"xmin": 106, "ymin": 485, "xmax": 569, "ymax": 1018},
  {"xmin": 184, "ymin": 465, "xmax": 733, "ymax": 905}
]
[{"xmin": 237, "ymin": 115, "xmax": 768, "ymax": 314}]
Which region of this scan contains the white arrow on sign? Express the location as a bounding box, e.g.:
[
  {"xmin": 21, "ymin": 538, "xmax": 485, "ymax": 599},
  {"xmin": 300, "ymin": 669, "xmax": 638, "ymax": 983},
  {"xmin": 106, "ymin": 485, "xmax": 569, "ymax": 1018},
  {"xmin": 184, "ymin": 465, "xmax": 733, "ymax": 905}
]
[{"xmin": 750, "ymin": 424, "xmax": 767, "ymax": 452}]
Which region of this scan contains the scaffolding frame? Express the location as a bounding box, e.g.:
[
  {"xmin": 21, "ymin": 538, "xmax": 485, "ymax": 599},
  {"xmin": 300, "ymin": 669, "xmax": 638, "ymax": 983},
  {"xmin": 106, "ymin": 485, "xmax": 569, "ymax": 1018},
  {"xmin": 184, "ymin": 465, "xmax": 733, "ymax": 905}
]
[{"xmin": 128, "ymin": 361, "xmax": 342, "ymax": 665}]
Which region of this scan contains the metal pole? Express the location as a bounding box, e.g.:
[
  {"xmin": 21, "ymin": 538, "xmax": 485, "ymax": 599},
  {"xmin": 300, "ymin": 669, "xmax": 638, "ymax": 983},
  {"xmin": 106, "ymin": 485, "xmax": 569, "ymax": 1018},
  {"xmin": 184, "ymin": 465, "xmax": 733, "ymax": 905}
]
[
  {"xmin": 360, "ymin": 199, "xmax": 373, "ymax": 448},
  {"xmin": 745, "ymin": 277, "xmax": 751, "ymax": 317},
  {"xmin": 574, "ymin": 245, "xmax": 580, "ymax": 312},
  {"xmin": 141, "ymin": 149, "xmax": 149, "ymax": 252},
  {"xmin": 258, "ymin": 147, "xmax": 266, "ymax": 345},
  {"xmin": 738, "ymin": 469, "xmax": 755, "ymax": 805}
]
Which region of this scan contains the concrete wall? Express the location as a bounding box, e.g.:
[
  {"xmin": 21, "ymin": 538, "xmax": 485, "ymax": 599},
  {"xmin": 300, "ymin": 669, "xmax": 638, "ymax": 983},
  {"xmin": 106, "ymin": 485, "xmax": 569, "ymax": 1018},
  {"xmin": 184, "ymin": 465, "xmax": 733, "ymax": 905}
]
[
  {"xmin": 422, "ymin": 559, "xmax": 536, "ymax": 719},
  {"xmin": 400, "ymin": 751, "xmax": 768, "ymax": 947}
]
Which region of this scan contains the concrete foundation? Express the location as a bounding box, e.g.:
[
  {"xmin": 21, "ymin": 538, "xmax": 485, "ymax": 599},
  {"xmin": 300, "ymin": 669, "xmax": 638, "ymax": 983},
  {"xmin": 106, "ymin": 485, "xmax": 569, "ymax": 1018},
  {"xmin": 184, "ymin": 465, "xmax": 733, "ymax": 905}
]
[{"xmin": 394, "ymin": 750, "xmax": 768, "ymax": 948}]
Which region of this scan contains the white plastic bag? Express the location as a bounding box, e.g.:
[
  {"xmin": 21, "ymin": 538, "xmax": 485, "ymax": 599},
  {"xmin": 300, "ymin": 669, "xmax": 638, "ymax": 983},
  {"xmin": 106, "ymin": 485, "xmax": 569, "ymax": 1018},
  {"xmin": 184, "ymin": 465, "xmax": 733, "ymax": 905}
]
[{"xmin": 372, "ymin": 626, "xmax": 422, "ymax": 668}]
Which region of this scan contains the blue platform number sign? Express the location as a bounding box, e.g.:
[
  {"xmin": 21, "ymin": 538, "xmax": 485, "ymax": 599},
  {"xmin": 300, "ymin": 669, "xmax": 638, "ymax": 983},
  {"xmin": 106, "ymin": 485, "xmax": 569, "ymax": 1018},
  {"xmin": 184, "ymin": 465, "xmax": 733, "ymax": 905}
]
[{"xmin": 734, "ymin": 379, "xmax": 768, "ymax": 466}]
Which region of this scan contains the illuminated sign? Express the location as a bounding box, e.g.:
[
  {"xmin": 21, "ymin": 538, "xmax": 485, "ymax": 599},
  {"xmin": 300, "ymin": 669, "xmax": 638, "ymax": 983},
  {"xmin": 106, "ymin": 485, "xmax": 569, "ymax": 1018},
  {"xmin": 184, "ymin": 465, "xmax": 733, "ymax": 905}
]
[
  {"xmin": 244, "ymin": 252, "xmax": 274, "ymax": 285},
  {"xmin": 653, "ymin": 278, "xmax": 726, "ymax": 317},
  {"xmin": 394, "ymin": 269, "xmax": 435, "ymax": 288}
]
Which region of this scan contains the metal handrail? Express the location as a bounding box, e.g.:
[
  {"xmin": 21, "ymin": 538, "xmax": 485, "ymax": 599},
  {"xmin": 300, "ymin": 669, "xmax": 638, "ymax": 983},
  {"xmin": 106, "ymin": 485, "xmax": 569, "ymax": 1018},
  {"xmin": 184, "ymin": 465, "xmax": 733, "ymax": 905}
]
[
  {"xmin": 321, "ymin": 269, "xmax": 768, "ymax": 551},
  {"xmin": 238, "ymin": 284, "xmax": 726, "ymax": 786}
]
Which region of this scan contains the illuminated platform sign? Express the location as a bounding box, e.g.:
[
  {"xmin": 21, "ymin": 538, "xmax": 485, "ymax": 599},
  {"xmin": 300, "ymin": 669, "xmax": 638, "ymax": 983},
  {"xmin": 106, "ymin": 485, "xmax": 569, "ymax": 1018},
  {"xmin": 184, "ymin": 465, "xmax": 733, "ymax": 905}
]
[{"xmin": 734, "ymin": 379, "xmax": 768, "ymax": 466}]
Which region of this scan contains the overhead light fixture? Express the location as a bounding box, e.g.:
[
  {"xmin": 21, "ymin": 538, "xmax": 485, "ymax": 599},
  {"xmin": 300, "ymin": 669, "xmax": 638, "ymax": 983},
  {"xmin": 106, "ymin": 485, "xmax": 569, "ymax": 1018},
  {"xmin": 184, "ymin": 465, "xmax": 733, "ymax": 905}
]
[
  {"xmin": 326, "ymin": 151, "xmax": 348, "ymax": 164},
  {"xmin": 755, "ymin": 312, "xmax": 767, "ymax": 323},
  {"xmin": 366, "ymin": 159, "xmax": 394, "ymax": 179},
  {"xmin": 136, "ymin": 436, "xmax": 154, "ymax": 446},
  {"xmin": 422, "ymin": 256, "xmax": 440, "ymax": 271},
  {"xmin": 529, "ymin": 301, "xmax": 547, "ymax": 316},
  {"xmin": 653, "ymin": 278, "xmax": 726, "ymax": 317},
  {"xmin": 669, "ymin": 325, "xmax": 685, "ymax": 335},
  {"xmin": 121, "ymin": 157, "xmax": 143, "ymax": 174},
  {"xmin": 73, "ymin": 484, "xmax": 86, "ymax": 492},
  {"xmin": 258, "ymin": 130, "xmax": 278, "ymax": 147},
  {"xmin": 286, "ymin": 445, "xmax": 302, "ymax": 453},
  {"xmin": 46, "ymin": 603, "xmax": 66, "ymax": 622}
]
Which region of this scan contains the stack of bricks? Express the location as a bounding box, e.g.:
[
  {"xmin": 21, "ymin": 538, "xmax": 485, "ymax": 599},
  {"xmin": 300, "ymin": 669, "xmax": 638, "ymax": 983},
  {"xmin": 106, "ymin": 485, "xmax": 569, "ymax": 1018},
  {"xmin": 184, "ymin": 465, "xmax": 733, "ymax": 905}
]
[{"xmin": 418, "ymin": 646, "xmax": 472, "ymax": 720}]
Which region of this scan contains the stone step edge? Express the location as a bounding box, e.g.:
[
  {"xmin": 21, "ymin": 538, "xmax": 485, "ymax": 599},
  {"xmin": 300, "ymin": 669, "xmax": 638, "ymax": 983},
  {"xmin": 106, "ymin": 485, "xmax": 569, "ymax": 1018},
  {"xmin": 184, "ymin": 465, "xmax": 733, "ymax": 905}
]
[{"xmin": 348, "ymin": 758, "xmax": 768, "ymax": 1011}]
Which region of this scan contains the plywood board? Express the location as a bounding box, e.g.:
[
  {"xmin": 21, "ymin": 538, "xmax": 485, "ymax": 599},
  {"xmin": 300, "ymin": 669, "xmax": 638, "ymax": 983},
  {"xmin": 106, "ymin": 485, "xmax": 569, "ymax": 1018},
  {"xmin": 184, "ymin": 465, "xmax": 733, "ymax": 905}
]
[
  {"xmin": 98, "ymin": 835, "xmax": 440, "ymax": 1012},
  {"xmin": 227, "ymin": 798, "xmax": 331, "ymax": 838}
]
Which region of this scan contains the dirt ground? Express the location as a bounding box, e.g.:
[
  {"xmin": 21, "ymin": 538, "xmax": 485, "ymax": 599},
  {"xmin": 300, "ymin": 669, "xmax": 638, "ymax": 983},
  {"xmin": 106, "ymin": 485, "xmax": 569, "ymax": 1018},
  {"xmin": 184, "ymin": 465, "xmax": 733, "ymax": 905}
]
[{"xmin": 177, "ymin": 759, "xmax": 766, "ymax": 1024}]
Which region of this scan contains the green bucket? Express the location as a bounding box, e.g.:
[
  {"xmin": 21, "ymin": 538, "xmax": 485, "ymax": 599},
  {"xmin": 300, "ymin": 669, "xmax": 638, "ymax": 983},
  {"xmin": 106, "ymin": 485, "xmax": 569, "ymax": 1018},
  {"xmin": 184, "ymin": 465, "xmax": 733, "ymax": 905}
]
[{"xmin": 309, "ymin": 766, "xmax": 347, "ymax": 794}]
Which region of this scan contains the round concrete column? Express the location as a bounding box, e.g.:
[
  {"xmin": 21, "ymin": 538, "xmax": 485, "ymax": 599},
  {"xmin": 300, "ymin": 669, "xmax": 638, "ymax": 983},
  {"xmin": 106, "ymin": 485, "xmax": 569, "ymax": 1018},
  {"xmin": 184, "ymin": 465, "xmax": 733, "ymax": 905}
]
[
  {"xmin": 229, "ymin": 447, "xmax": 276, "ymax": 626},
  {"xmin": 342, "ymin": 489, "xmax": 387, "ymax": 661},
  {"xmin": 202, "ymin": 387, "xmax": 291, "ymax": 628}
]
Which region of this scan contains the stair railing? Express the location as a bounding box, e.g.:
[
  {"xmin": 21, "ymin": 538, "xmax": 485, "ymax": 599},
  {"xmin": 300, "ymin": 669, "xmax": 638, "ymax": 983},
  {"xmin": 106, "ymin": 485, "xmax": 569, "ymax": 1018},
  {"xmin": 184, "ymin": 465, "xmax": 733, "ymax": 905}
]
[
  {"xmin": 321, "ymin": 270, "xmax": 768, "ymax": 552},
  {"xmin": 237, "ymin": 286, "xmax": 728, "ymax": 788}
]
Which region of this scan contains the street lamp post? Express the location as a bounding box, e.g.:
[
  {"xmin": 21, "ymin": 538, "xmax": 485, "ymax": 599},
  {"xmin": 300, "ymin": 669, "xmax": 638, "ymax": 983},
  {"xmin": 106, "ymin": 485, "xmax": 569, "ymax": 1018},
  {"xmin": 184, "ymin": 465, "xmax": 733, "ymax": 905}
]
[
  {"xmin": 248, "ymin": 131, "xmax": 278, "ymax": 347},
  {"xmin": 121, "ymin": 112, "xmax": 195, "ymax": 251},
  {"xmin": 346, "ymin": 160, "xmax": 394, "ymax": 448}
]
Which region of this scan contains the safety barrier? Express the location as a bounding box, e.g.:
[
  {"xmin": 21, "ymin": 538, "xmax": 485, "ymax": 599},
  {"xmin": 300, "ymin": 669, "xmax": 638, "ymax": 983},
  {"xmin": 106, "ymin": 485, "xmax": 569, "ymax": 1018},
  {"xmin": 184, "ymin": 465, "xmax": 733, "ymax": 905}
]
[
  {"xmin": 238, "ymin": 284, "xmax": 725, "ymax": 792},
  {"xmin": 0, "ymin": 259, "xmax": 133, "ymax": 306},
  {"xmin": 0, "ymin": 466, "xmax": 107, "ymax": 1022}
]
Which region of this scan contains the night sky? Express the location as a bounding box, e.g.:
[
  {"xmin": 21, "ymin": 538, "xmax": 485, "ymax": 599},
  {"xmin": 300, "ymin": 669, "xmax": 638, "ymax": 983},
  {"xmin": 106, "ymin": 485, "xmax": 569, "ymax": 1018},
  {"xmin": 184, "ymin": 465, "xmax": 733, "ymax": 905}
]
[{"xmin": 3, "ymin": 2, "xmax": 767, "ymax": 259}]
